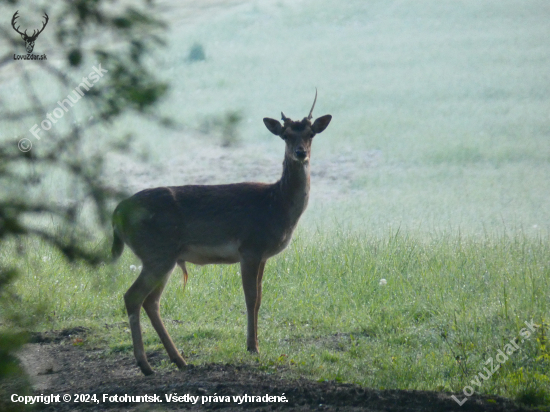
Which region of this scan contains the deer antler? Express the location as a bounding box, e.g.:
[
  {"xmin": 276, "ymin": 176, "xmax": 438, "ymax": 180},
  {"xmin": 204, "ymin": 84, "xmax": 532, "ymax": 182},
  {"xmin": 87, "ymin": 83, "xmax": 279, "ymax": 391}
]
[
  {"xmin": 307, "ymin": 88, "xmax": 317, "ymax": 120},
  {"xmin": 281, "ymin": 112, "xmax": 290, "ymax": 122},
  {"xmin": 11, "ymin": 11, "xmax": 49, "ymax": 40},
  {"xmin": 11, "ymin": 11, "xmax": 25, "ymax": 36},
  {"xmin": 29, "ymin": 12, "xmax": 49, "ymax": 40}
]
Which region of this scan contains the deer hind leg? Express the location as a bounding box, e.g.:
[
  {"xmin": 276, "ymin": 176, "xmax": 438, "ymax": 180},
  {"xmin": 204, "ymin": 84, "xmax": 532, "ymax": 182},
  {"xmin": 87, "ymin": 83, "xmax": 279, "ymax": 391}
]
[
  {"xmin": 142, "ymin": 265, "xmax": 187, "ymax": 370},
  {"xmin": 124, "ymin": 261, "xmax": 176, "ymax": 376},
  {"xmin": 240, "ymin": 257, "xmax": 266, "ymax": 353}
]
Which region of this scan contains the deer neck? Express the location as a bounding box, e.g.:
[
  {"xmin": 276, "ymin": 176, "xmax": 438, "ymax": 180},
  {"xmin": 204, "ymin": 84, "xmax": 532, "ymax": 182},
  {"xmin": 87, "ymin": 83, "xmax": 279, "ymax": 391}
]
[{"xmin": 277, "ymin": 156, "xmax": 310, "ymax": 224}]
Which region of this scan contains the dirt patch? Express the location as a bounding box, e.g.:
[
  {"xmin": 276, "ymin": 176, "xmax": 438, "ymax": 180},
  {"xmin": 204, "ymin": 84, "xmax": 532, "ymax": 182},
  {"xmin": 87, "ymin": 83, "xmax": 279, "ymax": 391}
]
[
  {"xmin": 6, "ymin": 328, "xmax": 533, "ymax": 411},
  {"xmin": 28, "ymin": 327, "xmax": 91, "ymax": 344},
  {"xmin": 110, "ymin": 143, "xmax": 382, "ymax": 205}
]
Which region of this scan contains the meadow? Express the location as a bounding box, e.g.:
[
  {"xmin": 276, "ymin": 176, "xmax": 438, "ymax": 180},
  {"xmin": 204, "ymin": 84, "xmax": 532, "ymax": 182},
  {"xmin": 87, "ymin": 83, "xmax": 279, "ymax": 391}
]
[
  {"xmin": 1, "ymin": 0, "xmax": 550, "ymax": 407},
  {"xmin": 4, "ymin": 229, "xmax": 550, "ymax": 405}
]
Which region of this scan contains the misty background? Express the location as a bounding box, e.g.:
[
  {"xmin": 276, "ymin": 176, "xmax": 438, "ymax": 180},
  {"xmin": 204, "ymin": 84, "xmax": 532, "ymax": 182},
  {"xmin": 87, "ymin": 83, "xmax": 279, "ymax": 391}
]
[{"xmin": 2, "ymin": 0, "xmax": 549, "ymax": 237}]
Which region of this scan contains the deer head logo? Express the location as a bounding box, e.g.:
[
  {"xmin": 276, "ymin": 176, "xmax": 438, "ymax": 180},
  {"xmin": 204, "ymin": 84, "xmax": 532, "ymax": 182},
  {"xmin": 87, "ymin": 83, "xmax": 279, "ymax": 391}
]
[{"xmin": 11, "ymin": 11, "xmax": 49, "ymax": 54}]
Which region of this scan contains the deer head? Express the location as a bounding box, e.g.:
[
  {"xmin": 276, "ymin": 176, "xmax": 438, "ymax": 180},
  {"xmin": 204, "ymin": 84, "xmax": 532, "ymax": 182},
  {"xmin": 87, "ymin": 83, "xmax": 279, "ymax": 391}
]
[
  {"xmin": 263, "ymin": 90, "xmax": 332, "ymax": 163},
  {"xmin": 11, "ymin": 11, "xmax": 49, "ymax": 54}
]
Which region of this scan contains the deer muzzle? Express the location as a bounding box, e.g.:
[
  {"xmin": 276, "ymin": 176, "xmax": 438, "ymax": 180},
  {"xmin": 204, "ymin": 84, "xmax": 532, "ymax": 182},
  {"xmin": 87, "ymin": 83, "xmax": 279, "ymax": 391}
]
[{"xmin": 295, "ymin": 149, "xmax": 308, "ymax": 161}]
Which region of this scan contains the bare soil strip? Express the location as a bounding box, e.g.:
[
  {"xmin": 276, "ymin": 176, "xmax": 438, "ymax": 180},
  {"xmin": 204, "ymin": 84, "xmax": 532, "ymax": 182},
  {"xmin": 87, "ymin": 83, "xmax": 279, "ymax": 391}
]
[{"xmin": 12, "ymin": 328, "xmax": 531, "ymax": 411}]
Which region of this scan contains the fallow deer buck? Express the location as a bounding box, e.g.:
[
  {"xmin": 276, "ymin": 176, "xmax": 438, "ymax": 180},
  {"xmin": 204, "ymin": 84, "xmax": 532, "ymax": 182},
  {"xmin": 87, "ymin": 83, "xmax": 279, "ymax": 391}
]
[{"xmin": 111, "ymin": 92, "xmax": 332, "ymax": 375}]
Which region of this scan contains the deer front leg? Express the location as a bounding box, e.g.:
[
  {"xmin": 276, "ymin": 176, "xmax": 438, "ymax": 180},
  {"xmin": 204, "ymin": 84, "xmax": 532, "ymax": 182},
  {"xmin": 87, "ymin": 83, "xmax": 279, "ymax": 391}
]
[{"xmin": 240, "ymin": 257, "xmax": 266, "ymax": 353}]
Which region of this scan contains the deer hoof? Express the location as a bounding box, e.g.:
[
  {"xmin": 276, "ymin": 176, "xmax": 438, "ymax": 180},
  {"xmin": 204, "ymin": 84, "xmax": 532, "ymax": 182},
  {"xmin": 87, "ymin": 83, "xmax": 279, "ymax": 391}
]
[
  {"xmin": 138, "ymin": 361, "xmax": 155, "ymax": 376},
  {"xmin": 172, "ymin": 357, "xmax": 187, "ymax": 370}
]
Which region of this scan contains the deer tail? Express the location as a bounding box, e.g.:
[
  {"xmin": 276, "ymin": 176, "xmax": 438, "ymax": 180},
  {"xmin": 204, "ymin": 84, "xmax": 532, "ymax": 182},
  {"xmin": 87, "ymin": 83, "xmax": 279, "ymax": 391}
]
[{"xmin": 111, "ymin": 227, "xmax": 125, "ymax": 262}]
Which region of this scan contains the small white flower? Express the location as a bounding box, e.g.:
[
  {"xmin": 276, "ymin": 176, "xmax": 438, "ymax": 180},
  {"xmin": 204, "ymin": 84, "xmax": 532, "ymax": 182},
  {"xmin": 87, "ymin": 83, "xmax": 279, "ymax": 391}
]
[
  {"xmin": 379, "ymin": 278, "xmax": 387, "ymax": 286},
  {"xmin": 130, "ymin": 265, "xmax": 137, "ymax": 271},
  {"xmin": 138, "ymin": 265, "xmax": 142, "ymax": 271},
  {"xmin": 42, "ymin": 256, "xmax": 51, "ymax": 262}
]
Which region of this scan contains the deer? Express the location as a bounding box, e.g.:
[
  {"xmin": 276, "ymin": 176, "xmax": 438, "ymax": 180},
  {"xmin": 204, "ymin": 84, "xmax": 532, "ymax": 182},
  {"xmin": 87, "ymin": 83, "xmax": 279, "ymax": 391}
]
[
  {"xmin": 111, "ymin": 91, "xmax": 332, "ymax": 375},
  {"xmin": 11, "ymin": 11, "xmax": 49, "ymax": 54}
]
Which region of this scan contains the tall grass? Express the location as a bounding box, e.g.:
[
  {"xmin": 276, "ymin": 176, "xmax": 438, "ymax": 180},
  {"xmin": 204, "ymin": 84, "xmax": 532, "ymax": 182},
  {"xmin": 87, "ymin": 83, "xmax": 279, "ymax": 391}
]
[{"xmin": 4, "ymin": 229, "xmax": 549, "ymax": 404}]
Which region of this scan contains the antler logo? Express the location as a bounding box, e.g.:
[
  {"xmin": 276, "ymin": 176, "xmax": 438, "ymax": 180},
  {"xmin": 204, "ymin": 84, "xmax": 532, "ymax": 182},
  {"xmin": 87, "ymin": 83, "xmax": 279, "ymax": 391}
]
[{"xmin": 11, "ymin": 10, "xmax": 49, "ymax": 54}]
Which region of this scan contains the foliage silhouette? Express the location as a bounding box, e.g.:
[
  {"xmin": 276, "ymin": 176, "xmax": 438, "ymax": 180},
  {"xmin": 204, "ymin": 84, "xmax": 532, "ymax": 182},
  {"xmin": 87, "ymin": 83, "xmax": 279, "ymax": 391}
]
[{"xmin": 0, "ymin": 0, "xmax": 169, "ymax": 408}]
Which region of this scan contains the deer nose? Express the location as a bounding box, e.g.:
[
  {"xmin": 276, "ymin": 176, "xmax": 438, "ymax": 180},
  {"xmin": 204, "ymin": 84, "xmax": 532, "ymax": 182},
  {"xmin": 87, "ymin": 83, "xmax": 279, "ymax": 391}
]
[{"xmin": 295, "ymin": 149, "xmax": 307, "ymax": 159}]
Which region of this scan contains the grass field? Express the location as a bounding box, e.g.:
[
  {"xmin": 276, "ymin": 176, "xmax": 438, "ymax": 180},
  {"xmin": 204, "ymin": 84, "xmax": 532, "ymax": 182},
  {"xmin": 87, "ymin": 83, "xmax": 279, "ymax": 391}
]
[
  {"xmin": 1, "ymin": 0, "xmax": 550, "ymax": 408},
  {"xmin": 4, "ymin": 230, "xmax": 550, "ymax": 405}
]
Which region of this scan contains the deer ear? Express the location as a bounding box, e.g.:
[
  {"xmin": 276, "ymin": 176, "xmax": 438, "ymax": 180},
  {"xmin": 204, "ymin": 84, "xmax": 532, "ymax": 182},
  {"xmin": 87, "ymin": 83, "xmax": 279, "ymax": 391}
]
[
  {"xmin": 312, "ymin": 115, "xmax": 332, "ymax": 134},
  {"xmin": 263, "ymin": 118, "xmax": 283, "ymax": 136}
]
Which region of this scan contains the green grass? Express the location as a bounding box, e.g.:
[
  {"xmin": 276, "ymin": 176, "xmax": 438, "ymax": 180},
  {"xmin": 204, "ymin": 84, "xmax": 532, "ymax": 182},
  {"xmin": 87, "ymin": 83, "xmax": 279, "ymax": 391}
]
[{"xmin": 3, "ymin": 229, "xmax": 550, "ymax": 406}]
